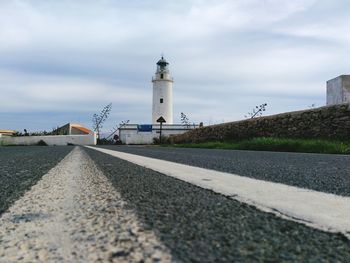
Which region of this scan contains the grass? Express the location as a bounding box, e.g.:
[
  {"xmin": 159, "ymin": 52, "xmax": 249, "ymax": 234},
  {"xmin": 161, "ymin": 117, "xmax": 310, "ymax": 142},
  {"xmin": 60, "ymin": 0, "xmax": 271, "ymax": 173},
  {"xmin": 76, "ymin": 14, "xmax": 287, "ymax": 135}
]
[{"xmin": 168, "ymin": 137, "xmax": 350, "ymax": 154}]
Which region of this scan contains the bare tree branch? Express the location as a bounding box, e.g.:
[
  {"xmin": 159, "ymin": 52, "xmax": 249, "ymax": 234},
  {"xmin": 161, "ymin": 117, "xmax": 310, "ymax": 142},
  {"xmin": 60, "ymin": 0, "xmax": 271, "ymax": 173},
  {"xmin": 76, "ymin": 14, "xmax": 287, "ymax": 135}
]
[
  {"xmin": 245, "ymin": 103, "xmax": 268, "ymax": 119},
  {"xmin": 92, "ymin": 103, "xmax": 112, "ymax": 138}
]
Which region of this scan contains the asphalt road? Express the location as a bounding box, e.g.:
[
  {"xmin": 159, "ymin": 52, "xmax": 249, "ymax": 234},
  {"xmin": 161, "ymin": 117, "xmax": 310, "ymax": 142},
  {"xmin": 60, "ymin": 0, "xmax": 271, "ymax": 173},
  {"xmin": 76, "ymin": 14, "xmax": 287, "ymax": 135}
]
[
  {"xmin": 96, "ymin": 145, "xmax": 350, "ymax": 196},
  {"xmin": 0, "ymin": 146, "xmax": 73, "ymax": 215},
  {"xmin": 1, "ymin": 145, "xmax": 350, "ymax": 262},
  {"xmin": 85, "ymin": 146, "xmax": 350, "ymax": 262},
  {"xmin": 0, "ymin": 147, "xmax": 172, "ymax": 262}
]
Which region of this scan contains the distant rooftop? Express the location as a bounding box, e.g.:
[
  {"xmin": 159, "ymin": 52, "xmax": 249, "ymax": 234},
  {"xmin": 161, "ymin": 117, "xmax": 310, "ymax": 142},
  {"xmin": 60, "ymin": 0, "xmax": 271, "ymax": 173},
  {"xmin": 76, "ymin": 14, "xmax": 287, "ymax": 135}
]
[{"xmin": 0, "ymin": 129, "xmax": 17, "ymax": 136}]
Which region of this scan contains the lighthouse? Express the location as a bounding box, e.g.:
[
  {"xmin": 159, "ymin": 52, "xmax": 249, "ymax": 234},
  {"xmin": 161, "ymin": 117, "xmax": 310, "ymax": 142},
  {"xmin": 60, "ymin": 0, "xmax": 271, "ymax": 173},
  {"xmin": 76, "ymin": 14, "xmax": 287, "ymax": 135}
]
[
  {"xmin": 152, "ymin": 56, "xmax": 173, "ymax": 124},
  {"xmin": 118, "ymin": 57, "xmax": 198, "ymax": 144}
]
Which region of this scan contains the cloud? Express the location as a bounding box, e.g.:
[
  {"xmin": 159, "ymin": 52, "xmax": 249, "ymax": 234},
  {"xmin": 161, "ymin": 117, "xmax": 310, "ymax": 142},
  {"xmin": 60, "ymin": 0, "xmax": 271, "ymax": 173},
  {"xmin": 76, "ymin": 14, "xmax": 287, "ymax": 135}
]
[
  {"xmin": 0, "ymin": 70, "xmax": 150, "ymax": 112},
  {"xmin": 0, "ymin": 0, "xmax": 317, "ymax": 51},
  {"xmin": 0, "ymin": 0, "xmax": 349, "ymax": 131}
]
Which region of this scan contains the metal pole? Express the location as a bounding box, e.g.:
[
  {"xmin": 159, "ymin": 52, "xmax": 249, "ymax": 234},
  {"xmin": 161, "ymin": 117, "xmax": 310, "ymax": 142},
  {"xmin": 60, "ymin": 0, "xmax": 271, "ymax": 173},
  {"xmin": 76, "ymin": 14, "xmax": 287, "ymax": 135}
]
[{"xmin": 159, "ymin": 122, "xmax": 162, "ymax": 144}]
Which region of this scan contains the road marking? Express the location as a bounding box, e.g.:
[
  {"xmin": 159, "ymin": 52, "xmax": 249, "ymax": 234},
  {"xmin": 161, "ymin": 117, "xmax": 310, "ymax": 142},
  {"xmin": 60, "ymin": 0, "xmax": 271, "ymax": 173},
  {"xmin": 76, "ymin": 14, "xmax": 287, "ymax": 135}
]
[
  {"xmin": 87, "ymin": 146, "xmax": 350, "ymax": 238},
  {"xmin": 0, "ymin": 147, "xmax": 172, "ymax": 262}
]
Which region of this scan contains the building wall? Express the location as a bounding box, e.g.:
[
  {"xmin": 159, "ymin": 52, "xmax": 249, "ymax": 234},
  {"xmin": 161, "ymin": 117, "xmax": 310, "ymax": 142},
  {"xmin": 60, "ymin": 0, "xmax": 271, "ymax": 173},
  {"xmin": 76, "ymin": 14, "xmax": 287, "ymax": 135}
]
[
  {"xmin": 343, "ymin": 76, "xmax": 350, "ymax": 103},
  {"xmin": 120, "ymin": 124, "xmax": 198, "ymax": 144},
  {"xmin": 170, "ymin": 104, "xmax": 350, "ymax": 144},
  {"xmin": 327, "ymin": 75, "xmax": 350, "ymax": 105},
  {"xmin": 152, "ymin": 80, "xmax": 173, "ymax": 124},
  {"xmin": 0, "ymin": 134, "xmax": 96, "ymax": 146}
]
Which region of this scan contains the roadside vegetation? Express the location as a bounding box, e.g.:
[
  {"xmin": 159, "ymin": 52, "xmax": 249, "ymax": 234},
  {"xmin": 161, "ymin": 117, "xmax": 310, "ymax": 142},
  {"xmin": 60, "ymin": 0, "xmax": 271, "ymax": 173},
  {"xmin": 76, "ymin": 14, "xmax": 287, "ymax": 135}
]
[
  {"xmin": 168, "ymin": 137, "xmax": 350, "ymax": 154},
  {"xmin": 36, "ymin": 140, "xmax": 48, "ymax": 146}
]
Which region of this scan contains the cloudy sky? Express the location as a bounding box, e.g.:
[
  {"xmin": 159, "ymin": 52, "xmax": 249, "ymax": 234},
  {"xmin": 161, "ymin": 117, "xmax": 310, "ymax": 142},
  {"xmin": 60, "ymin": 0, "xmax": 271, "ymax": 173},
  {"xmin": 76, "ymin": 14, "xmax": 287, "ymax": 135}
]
[{"xmin": 1, "ymin": 0, "xmax": 349, "ymax": 133}]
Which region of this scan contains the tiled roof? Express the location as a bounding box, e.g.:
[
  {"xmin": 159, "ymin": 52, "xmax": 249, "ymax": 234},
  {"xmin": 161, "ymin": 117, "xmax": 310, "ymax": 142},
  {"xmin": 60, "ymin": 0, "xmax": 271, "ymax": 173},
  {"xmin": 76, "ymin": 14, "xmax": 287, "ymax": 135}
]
[{"xmin": 72, "ymin": 126, "xmax": 92, "ymax": 134}]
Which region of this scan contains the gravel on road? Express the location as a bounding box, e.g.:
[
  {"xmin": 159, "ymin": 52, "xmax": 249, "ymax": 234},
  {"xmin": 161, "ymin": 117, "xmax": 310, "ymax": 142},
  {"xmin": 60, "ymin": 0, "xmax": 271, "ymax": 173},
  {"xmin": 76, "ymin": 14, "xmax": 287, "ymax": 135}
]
[
  {"xmin": 85, "ymin": 147, "xmax": 350, "ymax": 263},
  {"xmin": 97, "ymin": 145, "xmax": 350, "ymax": 196},
  {"xmin": 0, "ymin": 147, "xmax": 172, "ymax": 263},
  {"xmin": 0, "ymin": 146, "xmax": 73, "ymax": 215}
]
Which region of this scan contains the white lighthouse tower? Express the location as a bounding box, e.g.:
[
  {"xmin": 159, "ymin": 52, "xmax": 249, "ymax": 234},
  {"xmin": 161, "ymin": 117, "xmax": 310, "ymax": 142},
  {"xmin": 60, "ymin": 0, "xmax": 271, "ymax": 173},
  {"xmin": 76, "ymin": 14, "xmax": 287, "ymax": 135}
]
[{"xmin": 152, "ymin": 56, "xmax": 173, "ymax": 124}]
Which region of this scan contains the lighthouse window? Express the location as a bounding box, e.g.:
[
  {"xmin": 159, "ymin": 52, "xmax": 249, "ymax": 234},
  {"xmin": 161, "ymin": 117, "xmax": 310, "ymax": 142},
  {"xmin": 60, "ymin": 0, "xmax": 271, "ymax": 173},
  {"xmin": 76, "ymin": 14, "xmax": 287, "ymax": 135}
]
[
  {"xmin": 160, "ymin": 74, "xmax": 164, "ymax": 79},
  {"xmin": 160, "ymin": 98, "xmax": 163, "ymax": 103}
]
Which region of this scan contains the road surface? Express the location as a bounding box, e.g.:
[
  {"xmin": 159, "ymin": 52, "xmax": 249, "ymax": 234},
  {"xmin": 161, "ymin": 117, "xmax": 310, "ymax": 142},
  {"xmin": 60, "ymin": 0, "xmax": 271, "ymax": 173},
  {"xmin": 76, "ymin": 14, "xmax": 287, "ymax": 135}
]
[
  {"xmin": 97, "ymin": 145, "xmax": 350, "ymax": 196},
  {"xmin": 1, "ymin": 145, "xmax": 350, "ymax": 262}
]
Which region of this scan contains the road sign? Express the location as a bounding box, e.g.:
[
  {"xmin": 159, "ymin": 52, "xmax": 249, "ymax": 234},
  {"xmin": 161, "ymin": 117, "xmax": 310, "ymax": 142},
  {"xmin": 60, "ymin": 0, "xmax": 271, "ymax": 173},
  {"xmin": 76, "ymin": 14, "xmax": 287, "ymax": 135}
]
[
  {"xmin": 156, "ymin": 116, "xmax": 166, "ymax": 123},
  {"xmin": 156, "ymin": 116, "xmax": 166, "ymax": 143}
]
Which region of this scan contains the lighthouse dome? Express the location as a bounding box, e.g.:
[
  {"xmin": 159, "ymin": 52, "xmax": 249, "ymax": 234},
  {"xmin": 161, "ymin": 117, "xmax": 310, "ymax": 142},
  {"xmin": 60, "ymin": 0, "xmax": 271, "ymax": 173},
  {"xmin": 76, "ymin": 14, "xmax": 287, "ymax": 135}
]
[
  {"xmin": 156, "ymin": 56, "xmax": 170, "ymax": 74},
  {"xmin": 156, "ymin": 56, "xmax": 169, "ymax": 67}
]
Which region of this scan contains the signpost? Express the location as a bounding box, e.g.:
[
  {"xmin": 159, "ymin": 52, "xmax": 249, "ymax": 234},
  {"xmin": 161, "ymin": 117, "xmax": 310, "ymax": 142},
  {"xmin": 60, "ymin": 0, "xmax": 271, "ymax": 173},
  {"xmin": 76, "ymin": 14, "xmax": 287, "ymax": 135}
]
[{"xmin": 156, "ymin": 116, "xmax": 166, "ymax": 144}]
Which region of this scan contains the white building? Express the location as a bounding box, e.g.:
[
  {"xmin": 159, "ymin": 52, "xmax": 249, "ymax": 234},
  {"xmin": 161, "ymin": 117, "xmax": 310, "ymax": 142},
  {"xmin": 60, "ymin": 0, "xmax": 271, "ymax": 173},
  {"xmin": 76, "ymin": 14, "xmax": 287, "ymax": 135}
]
[
  {"xmin": 327, "ymin": 75, "xmax": 350, "ymax": 105},
  {"xmin": 119, "ymin": 57, "xmax": 198, "ymax": 144},
  {"xmin": 119, "ymin": 124, "xmax": 197, "ymax": 145},
  {"xmin": 0, "ymin": 129, "xmax": 16, "ymax": 137},
  {"xmin": 55, "ymin": 123, "xmax": 94, "ymax": 135}
]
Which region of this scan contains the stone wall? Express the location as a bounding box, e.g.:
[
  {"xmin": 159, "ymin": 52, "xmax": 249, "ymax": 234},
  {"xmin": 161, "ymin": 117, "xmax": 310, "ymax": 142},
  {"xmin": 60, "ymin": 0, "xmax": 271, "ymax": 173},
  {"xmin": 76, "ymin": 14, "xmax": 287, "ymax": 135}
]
[{"xmin": 170, "ymin": 104, "xmax": 350, "ymax": 143}]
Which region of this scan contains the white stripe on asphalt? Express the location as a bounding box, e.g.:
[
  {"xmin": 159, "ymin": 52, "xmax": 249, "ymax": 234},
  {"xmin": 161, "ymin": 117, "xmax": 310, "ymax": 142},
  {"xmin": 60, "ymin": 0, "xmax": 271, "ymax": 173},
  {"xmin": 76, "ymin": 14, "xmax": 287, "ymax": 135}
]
[
  {"xmin": 0, "ymin": 147, "xmax": 172, "ymax": 262},
  {"xmin": 87, "ymin": 146, "xmax": 350, "ymax": 238}
]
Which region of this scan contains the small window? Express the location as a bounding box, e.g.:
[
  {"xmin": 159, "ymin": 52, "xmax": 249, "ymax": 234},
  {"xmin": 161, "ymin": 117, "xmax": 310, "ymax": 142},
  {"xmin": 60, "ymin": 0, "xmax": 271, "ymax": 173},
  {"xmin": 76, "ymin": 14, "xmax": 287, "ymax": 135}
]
[
  {"xmin": 160, "ymin": 74, "xmax": 164, "ymax": 79},
  {"xmin": 160, "ymin": 98, "xmax": 163, "ymax": 103}
]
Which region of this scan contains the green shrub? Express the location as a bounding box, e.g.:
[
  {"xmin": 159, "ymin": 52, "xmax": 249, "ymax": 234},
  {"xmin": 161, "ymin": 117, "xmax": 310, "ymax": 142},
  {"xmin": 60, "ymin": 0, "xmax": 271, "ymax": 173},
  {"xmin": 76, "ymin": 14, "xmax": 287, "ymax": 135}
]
[
  {"xmin": 97, "ymin": 138, "xmax": 115, "ymax": 145},
  {"xmin": 36, "ymin": 140, "xmax": 48, "ymax": 146},
  {"xmin": 169, "ymin": 137, "xmax": 350, "ymax": 154},
  {"xmin": 153, "ymin": 136, "xmax": 170, "ymax": 145}
]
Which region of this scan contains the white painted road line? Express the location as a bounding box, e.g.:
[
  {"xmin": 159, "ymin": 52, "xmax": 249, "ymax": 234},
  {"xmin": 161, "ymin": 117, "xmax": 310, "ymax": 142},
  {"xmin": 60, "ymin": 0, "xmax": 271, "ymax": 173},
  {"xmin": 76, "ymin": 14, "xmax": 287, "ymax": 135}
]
[
  {"xmin": 87, "ymin": 146, "xmax": 350, "ymax": 238},
  {"xmin": 0, "ymin": 147, "xmax": 172, "ymax": 262}
]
